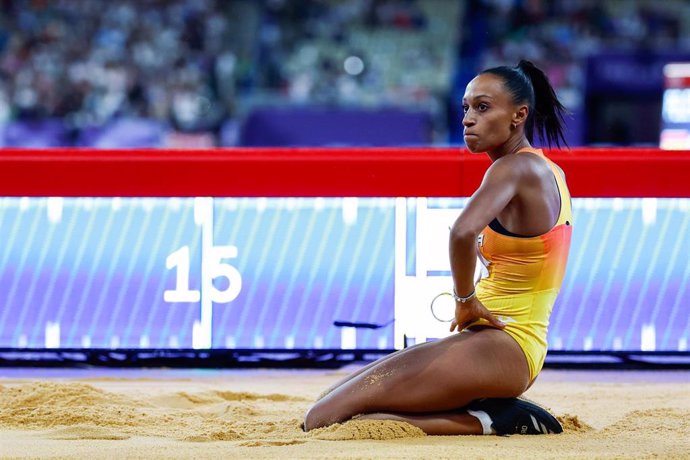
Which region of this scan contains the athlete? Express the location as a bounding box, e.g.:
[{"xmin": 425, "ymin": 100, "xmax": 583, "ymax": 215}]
[{"xmin": 304, "ymin": 60, "xmax": 572, "ymax": 436}]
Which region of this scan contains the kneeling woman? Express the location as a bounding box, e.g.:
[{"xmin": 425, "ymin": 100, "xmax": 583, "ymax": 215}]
[{"xmin": 303, "ymin": 60, "xmax": 573, "ymax": 436}]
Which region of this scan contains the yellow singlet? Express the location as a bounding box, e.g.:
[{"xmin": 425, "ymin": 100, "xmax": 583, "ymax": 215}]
[{"xmin": 472, "ymin": 148, "xmax": 573, "ymax": 380}]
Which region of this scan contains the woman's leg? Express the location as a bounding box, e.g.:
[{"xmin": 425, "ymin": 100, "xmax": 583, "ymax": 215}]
[
  {"xmin": 304, "ymin": 327, "xmax": 530, "ymax": 432},
  {"xmin": 315, "ymin": 341, "xmax": 435, "ymax": 401}
]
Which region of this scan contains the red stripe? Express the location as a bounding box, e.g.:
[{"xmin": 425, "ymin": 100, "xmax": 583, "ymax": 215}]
[
  {"xmin": 0, "ymin": 147, "xmax": 688, "ymax": 197},
  {"xmin": 665, "ymin": 76, "xmax": 690, "ymax": 88}
]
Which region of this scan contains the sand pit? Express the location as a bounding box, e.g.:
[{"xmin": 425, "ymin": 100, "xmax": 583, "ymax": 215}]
[{"xmin": 0, "ymin": 368, "xmax": 688, "ymax": 459}]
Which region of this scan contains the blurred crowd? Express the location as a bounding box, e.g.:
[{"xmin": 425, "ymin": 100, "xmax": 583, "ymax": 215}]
[
  {"xmin": 256, "ymin": 0, "xmax": 446, "ymax": 104},
  {"xmin": 0, "ymin": 0, "xmax": 448, "ymax": 117},
  {"xmin": 0, "ymin": 0, "xmax": 241, "ymax": 136},
  {"xmin": 1, "ymin": 0, "xmax": 690, "ymax": 145}
]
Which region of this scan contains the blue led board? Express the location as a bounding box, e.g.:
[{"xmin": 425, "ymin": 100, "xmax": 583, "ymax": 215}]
[{"xmin": 0, "ymin": 197, "xmax": 687, "ymax": 351}]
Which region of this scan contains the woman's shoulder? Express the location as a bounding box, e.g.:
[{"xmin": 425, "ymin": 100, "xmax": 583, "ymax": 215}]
[
  {"xmin": 490, "ymin": 151, "xmax": 542, "ymax": 176},
  {"xmin": 488, "ymin": 151, "xmax": 557, "ymax": 190}
]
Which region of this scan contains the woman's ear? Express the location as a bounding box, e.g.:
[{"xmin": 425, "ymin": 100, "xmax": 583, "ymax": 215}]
[{"xmin": 512, "ymin": 105, "xmax": 529, "ymax": 128}]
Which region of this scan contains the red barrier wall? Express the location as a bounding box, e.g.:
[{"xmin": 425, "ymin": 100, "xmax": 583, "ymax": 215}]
[{"xmin": 1, "ymin": 147, "xmax": 689, "ymax": 197}]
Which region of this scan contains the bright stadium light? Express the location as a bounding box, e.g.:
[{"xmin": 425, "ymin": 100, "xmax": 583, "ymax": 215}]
[{"xmin": 344, "ymin": 56, "xmax": 365, "ymax": 76}]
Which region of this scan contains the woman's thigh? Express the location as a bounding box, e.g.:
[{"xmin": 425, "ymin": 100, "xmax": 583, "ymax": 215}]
[
  {"xmin": 315, "ymin": 340, "xmax": 436, "ymax": 401},
  {"xmin": 305, "ymin": 327, "xmax": 530, "ymax": 430}
]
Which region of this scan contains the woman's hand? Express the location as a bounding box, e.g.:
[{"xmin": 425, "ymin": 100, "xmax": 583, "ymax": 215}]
[{"xmin": 449, "ymin": 297, "xmax": 506, "ymax": 332}]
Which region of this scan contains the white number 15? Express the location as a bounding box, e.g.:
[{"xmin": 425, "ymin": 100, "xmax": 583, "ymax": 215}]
[{"xmin": 164, "ymin": 245, "xmax": 242, "ymax": 304}]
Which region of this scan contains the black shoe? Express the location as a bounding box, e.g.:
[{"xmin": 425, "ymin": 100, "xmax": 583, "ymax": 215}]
[{"xmin": 467, "ymin": 397, "xmax": 563, "ymax": 435}]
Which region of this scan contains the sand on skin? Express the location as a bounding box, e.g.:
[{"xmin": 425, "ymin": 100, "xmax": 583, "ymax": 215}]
[{"xmin": 0, "ymin": 368, "xmax": 688, "ymax": 459}]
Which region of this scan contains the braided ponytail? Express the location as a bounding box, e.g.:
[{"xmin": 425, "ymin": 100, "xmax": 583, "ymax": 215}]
[{"xmin": 481, "ymin": 60, "xmax": 568, "ymax": 148}]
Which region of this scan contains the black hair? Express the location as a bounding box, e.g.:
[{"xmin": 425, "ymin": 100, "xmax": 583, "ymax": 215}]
[{"xmin": 481, "ymin": 60, "xmax": 568, "ymax": 148}]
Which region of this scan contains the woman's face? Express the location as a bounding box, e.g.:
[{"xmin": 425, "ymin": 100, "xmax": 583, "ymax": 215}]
[{"xmin": 462, "ymin": 73, "xmax": 519, "ymax": 153}]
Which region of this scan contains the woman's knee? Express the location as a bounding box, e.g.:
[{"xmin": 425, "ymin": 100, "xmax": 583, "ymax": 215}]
[
  {"xmin": 303, "ymin": 403, "xmax": 320, "ymax": 431},
  {"xmin": 304, "ymin": 397, "xmax": 342, "ymax": 431}
]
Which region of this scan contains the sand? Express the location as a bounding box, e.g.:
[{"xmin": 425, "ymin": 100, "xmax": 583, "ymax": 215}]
[{"xmin": 0, "ymin": 368, "xmax": 688, "ymax": 459}]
